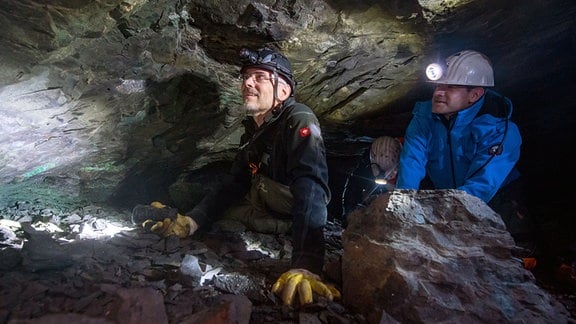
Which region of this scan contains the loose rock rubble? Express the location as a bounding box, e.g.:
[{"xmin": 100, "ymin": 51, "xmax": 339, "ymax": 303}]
[
  {"xmin": 0, "ymin": 199, "xmax": 574, "ymax": 323},
  {"xmin": 0, "ymin": 200, "xmax": 357, "ymax": 323}
]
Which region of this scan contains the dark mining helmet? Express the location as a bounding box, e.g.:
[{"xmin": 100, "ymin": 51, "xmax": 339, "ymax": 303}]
[{"xmin": 239, "ymin": 47, "xmax": 297, "ymax": 95}]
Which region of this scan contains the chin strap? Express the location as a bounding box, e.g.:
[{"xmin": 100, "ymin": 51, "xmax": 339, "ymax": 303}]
[{"xmin": 271, "ymin": 69, "xmax": 280, "ymax": 109}]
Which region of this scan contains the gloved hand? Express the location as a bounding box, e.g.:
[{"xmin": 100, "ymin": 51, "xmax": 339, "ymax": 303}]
[
  {"xmin": 140, "ymin": 201, "xmax": 199, "ymax": 238},
  {"xmin": 271, "ymin": 268, "xmax": 341, "ymax": 306}
]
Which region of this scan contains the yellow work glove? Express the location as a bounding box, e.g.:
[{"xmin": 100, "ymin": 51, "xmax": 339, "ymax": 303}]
[
  {"xmin": 271, "ymin": 268, "xmax": 341, "ymax": 306},
  {"xmin": 150, "ymin": 201, "xmax": 168, "ymax": 208},
  {"xmin": 141, "ymin": 201, "xmax": 199, "ymax": 238}
]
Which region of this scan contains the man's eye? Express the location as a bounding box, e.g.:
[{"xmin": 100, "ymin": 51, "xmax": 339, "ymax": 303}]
[{"xmin": 254, "ymin": 74, "xmax": 270, "ymax": 82}]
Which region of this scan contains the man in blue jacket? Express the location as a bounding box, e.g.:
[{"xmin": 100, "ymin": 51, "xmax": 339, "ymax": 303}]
[{"xmin": 396, "ymin": 50, "xmax": 524, "ymax": 218}]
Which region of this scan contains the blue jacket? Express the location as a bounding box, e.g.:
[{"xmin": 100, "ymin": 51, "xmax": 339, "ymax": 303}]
[{"xmin": 396, "ymin": 89, "xmax": 522, "ymax": 203}]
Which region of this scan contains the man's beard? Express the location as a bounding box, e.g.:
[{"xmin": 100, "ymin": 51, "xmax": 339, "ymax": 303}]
[{"xmin": 243, "ymin": 102, "xmax": 261, "ymax": 116}]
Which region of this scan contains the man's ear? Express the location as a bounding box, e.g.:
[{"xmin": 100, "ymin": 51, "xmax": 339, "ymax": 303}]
[
  {"xmin": 278, "ymin": 83, "xmax": 292, "ymax": 100},
  {"xmin": 469, "ymin": 87, "xmax": 485, "ymax": 102}
]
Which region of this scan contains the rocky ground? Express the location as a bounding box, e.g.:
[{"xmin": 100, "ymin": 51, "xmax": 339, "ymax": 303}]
[{"xmin": 0, "ymin": 200, "xmax": 574, "ymax": 323}]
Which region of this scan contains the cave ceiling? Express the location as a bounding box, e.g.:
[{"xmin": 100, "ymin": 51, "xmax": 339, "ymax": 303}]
[{"xmin": 0, "ymin": 0, "xmax": 574, "ymax": 213}]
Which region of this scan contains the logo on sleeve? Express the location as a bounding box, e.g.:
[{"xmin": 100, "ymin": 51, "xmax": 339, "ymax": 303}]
[{"xmin": 299, "ymin": 124, "xmax": 322, "ymax": 138}]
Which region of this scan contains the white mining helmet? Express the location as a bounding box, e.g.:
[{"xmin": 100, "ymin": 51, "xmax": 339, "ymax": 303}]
[{"xmin": 425, "ymin": 50, "xmax": 495, "ymax": 87}]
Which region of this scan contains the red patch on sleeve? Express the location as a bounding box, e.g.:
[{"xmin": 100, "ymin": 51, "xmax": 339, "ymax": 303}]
[{"xmin": 299, "ymin": 127, "xmax": 311, "ymax": 138}]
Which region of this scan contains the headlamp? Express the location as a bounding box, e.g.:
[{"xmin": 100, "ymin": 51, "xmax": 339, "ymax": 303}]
[
  {"xmin": 425, "ymin": 63, "xmax": 444, "ymax": 81},
  {"xmin": 239, "ymin": 48, "xmax": 260, "ymax": 64},
  {"xmin": 371, "ymin": 163, "xmax": 393, "ymax": 186},
  {"xmin": 239, "ymin": 48, "xmax": 279, "ymax": 66},
  {"xmin": 374, "ymin": 176, "xmax": 388, "ymax": 185}
]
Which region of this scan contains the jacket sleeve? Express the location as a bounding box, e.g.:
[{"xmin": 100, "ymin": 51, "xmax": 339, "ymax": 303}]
[
  {"xmin": 284, "ymin": 106, "xmax": 330, "ymax": 274},
  {"xmin": 396, "ymin": 102, "xmax": 431, "ymax": 189},
  {"xmin": 290, "ymin": 177, "xmax": 327, "ymax": 274},
  {"xmin": 458, "ymin": 116, "xmax": 522, "ymax": 202},
  {"xmin": 187, "ymin": 141, "xmax": 252, "ymax": 227}
]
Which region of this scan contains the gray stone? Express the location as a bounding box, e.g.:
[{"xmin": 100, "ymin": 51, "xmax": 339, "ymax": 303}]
[{"xmin": 342, "ymin": 190, "xmax": 570, "ymax": 323}]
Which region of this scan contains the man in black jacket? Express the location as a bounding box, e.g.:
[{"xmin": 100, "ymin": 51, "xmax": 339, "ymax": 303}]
[{"xmin": 138, "ymin": 47, "xmax": 338, "ymax": 306}]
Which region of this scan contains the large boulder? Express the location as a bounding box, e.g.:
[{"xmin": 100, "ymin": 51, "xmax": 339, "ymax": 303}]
[{"xmin": 342, "ymin": 189, "xmax": 569, "ymax": 323}]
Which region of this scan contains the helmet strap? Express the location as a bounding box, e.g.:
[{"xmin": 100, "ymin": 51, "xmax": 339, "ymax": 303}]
[{"xmin": 272, "ymin": 69, "xmax": 280, "ymax": 109}]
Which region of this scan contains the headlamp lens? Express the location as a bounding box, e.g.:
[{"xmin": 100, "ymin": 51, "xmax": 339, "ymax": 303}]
[
  {"xmin": 426, "ymin": 63, "xmax": 443, "ymax": 81},
  {"xmin": 374, "ymin": 177, "xmax": 388, "ymax": 185}
]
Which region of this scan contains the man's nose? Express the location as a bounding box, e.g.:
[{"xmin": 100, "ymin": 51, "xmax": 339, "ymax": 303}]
[
  {"xmin": 433, "ymin": 86, "xmax": 447, "ymax": 96},
  {"xmin": 244, "ymin": 76, "xmax": 257, "ymax": 87}
]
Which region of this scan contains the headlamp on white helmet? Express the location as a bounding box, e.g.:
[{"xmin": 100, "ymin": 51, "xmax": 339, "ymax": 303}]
[
  {"xmin": 424, "ymin": 50, "xmax": 495, "ymax": 87},
  {"xmin": 425, "ymin": 63, "xmax": 444, "ymax": 81}
]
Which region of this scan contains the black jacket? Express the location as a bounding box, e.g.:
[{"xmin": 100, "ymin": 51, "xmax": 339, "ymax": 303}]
[
  {"xmin": 341, "ymin": 149, "xmax": 390, "ymax": 227},
  {"xmin": 190, "ymin": 97, "xmax": 330, "ymax": 273}
]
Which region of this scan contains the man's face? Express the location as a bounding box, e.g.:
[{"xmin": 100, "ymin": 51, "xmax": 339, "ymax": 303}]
[
  {"xmin": 241, "ymin": 67, "xmax": 289, "ymax": 117},
  {"xmin": 431, "ymin": 84, "xmax": 484, "ymax": 117}
]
